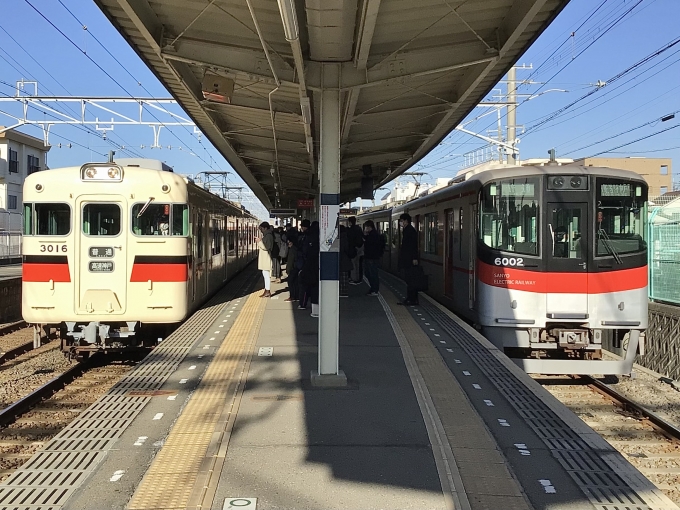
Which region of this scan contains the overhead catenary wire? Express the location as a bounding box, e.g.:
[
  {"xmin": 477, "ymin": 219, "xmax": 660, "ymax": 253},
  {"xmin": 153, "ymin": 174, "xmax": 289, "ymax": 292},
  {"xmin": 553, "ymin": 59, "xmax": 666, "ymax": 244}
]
[{"xmin": 22, "ymin": 0, "xmax": 217, "ymax": 171}]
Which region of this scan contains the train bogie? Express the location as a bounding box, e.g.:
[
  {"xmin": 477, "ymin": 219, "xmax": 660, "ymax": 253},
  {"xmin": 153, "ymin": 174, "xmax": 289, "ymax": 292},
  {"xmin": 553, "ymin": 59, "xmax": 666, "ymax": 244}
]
[{"xmin": 22, "ymin": 159, "xmax": 258, "ymax": 358}]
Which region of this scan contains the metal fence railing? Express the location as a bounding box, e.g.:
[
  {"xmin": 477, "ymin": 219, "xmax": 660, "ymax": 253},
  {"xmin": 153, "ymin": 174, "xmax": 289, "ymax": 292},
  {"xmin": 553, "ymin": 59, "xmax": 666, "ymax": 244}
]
[
  {"xmin": 0, "ymin": 211, "xmax": 22, "ymax": 263},
  {"xmin": 648, "ymin": 196, "xmax": 680, "ymax": 306}
]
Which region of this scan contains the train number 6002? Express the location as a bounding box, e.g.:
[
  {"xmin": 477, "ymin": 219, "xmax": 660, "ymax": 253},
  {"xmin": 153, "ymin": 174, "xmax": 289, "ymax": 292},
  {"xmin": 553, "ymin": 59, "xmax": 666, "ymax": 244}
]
[{"xmin": 494, "ymin": 257, "xmax": 523, "ymax": 267}]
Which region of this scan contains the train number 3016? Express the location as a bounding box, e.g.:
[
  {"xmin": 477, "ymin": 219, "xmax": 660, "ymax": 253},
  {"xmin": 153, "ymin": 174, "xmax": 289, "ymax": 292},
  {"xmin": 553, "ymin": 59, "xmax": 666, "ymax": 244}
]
[
  {"xmin": 494, "ymin": 257, "xmax": 524, "ymax": 267},
  {"xmin": 40, "ymin": 244, "xmax": 67, "ymax": 253}
]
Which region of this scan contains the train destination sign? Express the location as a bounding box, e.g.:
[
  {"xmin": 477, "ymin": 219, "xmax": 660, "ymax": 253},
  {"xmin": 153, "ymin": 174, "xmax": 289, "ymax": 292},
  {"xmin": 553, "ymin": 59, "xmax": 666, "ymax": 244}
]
[
  {"xmin": 500, "ymin": 183, "xmax": 535, "ymax": 196},
  {"xmin": 600, "ymin": 183, "xmax": 631, "ymax": 197},
  {"xmin": 89, "ymin": 247, "xmax": 114, "ymax": 258},
  {"xmin": 89, "ymin": 261, "xmax": 114, "ymax": 272}
]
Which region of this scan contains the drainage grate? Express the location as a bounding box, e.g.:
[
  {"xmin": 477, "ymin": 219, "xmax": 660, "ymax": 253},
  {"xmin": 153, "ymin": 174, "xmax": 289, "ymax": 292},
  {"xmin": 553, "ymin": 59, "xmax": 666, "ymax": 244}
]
[
  {"xmin": 416, "ymin": 298, "xmax": 665, "ymax": 510},
  {"xmin": 0, "ymin": 268, "xmax": 259, "ymax": 509}
]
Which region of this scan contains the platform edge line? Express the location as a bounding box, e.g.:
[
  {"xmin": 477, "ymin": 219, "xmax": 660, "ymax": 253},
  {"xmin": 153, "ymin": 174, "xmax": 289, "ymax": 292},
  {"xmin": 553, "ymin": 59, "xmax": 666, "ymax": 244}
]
[{"xmin": 377, "ymin": 291, "xmax": 468, "ymax": 510}]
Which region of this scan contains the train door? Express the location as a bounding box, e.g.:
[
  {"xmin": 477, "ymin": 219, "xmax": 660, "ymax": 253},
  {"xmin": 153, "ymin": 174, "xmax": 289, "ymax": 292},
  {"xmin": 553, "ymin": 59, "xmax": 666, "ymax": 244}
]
[
  {"xmin": 444, "ymin": 209, "xmax": 454, "ymax": 298},
  {"xmin": 468, "ymin": 203, "xmax": 477, "ymax": 310},
  {"xmin": 193, "ymin": 211, "xmax": 208, "ymax": 300},
  {"xmin": 75, "ymin": 196, "xmax": 127, "ymax": 315},
  {"xmin": 545, "ymin": 203, "xmax": 588, "ymax": 316}
]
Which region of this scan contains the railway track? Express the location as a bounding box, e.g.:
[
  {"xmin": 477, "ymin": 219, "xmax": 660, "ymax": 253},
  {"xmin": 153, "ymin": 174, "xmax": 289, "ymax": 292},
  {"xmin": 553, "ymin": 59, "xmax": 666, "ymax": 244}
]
[
  {"xmin": 539, "ymin": 375, "xmax": 680, "ymax": 504},
  {"xmin": 0, "ymin": 356, "xmax": 134, "ymax": 479}
]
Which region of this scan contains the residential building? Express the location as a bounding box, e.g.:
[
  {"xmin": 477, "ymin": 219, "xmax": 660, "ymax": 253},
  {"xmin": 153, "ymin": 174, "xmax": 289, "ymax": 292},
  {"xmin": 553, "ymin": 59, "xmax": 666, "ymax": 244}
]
[
  {"xmin": 0, "ymin": 128, "xmax": 50, "ymax": 228},
  {"xmin": 573, "ymin": 157, "xmax": 672, "ymax": 197}
]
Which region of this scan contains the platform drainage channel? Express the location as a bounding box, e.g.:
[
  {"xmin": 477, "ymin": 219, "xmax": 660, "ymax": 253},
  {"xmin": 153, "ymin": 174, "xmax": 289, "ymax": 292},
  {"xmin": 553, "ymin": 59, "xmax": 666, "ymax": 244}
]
[
  {"xmin": 0, "ymin": 273, "xmax": 255, "ymax": 508},
  {"xmin": 419, "ymin": 301, "xmax": 657, "ymax": 510}
]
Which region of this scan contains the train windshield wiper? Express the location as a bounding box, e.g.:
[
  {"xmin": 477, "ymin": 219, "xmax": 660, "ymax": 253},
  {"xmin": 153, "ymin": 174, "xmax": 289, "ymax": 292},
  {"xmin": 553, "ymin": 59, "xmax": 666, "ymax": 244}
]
[
  {"xmin": 597, "ymin": 228, "xmax": 623, "ymax": 264},
  {"xmin": 137, "ymin": 197, "xmax": 155, "ymax": 218}
]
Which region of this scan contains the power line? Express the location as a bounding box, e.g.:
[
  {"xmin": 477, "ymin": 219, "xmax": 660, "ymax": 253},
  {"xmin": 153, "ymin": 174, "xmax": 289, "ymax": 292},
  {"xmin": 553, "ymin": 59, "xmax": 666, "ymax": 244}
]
[
  {"xmin": 23, "ymin": 0, "xmax": 215, "ymax": 170},
  {"xmin": 584, "ymin": 124, "xmax": 680, "ymax": 158}
]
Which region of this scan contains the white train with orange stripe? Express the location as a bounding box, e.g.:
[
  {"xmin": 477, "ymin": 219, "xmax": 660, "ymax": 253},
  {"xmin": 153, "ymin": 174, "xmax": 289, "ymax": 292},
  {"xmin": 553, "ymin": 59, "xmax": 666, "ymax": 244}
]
[
  {"xmin": 22, "ymin": 158, "xmax": 258, "ymax": 358},
  {"xmin": 359, "ymin": 164, "xmax": 648, "ymax": 375}
]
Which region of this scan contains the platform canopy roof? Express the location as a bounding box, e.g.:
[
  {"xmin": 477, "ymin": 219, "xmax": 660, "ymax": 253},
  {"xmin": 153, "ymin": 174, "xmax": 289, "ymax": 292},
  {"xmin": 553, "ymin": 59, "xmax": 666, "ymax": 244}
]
[{"xmin": 95, "ymin": 0, "xmax": 569, "ymax": 208}]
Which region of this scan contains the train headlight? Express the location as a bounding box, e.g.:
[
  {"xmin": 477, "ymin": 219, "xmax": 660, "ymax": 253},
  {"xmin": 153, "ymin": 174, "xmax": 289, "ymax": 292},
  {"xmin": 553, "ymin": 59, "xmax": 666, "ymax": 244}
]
[
  {"xmin": 35, "ymin": 183, "xmax": 44, "ymax": 192},
  {"xmin": 551, "ymin": 176, "xmax": 564, "ymax": 188},
  {"xmin": 161, "ymin": 184, "xmax": 170, "ymax": 193},
  {"xmin": 80, "ymin": 164, "xmax": 123, "ymax": 182},
  {"xmin": 570, "ymin": 176, "xmax": 582, "ymax": 188}
]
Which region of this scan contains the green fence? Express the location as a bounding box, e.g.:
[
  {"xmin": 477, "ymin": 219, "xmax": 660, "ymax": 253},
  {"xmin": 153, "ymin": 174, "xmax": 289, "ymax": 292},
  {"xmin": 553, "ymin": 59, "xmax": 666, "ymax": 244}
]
[{"xmin": 648, "ymin": 196, "xmax": 680, "ymax": 306}]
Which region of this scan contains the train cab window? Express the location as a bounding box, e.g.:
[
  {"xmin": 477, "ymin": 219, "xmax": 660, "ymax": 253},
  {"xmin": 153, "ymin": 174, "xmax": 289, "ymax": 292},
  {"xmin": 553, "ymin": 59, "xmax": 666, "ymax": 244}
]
[
  {"xmin": 32, "ymin": 203, "xmax": 71, "ymax": 236},
  {"xmin": 172, "ymin": 204, "xmax": 189, "ymax": 236},
  {"xmin": 23, "ymin": 203, "xmax": 33, "ymax": 235},
  {"xmin": 132, "ymin": 203, "xmax": 170, "ymax": 235},
  {"xmin": 83, "ymin": 203, "xmax": 121, "ymax": 236},
  {"xmin": 595, "ymin": 178, "xmax": 647, "ymax": 256},
  {"xmin": 550, "ymin": 208, "xmax": 583, "ymax": 259},
  {"xmin": 480, "ymin": 178, "xmax": 539, "ymax": 256}
]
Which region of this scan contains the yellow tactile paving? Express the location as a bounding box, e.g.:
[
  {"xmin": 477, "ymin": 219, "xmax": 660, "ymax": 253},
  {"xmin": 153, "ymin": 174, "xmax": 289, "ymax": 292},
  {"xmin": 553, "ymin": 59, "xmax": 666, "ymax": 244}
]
[
  {"xmin": 380, "ymin": 287, "xmax": 532, "ymax": 510},
  {"xmin": 127, "ymin": 291, "xmax": 266, "ymax": 510}
]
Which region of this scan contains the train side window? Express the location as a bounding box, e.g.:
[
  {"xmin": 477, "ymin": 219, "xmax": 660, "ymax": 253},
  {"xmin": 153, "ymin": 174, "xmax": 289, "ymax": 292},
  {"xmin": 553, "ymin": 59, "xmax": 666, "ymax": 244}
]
[
  {"xmin": 23, "ymin": 203, "xmax": 33, "ymax": 235},
  {"xmin": 459, "ymin": 207, "xmax": 463, "ymax": 260},
  {"xmin": 172, "ymin": 204, "xmax": 189, "ymax": 236},
  {"xmin": 196, "ymin": 213, "xmax": 204, "ymax": 259},
  {"xmin": 132, "ymin": 203, "xmax": 170, "ymax": 235},
  {"xmin": 211, "ymin": 218, "xmax": 222, "ymax": 255},
  {"xmin": 34, "ymin": 203, "xmax": 70, "ymax": 236},
  {"xmin": 83, "ymin": 203, "xmax": 120, "ymax": 236},
  {"xmin": 424, "ymin": 213, "xmax": 437, "ymax": 254}
]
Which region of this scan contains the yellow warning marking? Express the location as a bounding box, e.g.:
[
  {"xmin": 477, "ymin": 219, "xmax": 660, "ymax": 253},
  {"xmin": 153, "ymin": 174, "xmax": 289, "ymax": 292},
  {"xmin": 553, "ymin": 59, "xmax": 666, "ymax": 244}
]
[{"xmin": 127, "ymin": 291, "xmax": 266, "ymax": 510}]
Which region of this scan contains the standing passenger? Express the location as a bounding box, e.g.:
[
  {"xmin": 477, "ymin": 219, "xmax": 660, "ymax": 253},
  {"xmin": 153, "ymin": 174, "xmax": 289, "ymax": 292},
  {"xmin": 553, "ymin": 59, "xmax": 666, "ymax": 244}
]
[
  {"xmin": 347, "ymin": 217, "xmax": 364, "ymax": 284},
  {"xmin": 362, "ymin": 220, "xmax": 383, "ymax": 296},
  {"xmin": 398, "ymin": 213, "xmax": 419, "ymax": 305},
  {"xmin": 284, "ymin": 234, "xmax": 299, "ymax": 302},
  {"xmin": 257, "ymin": 222, "xmax": 274, "ymax": 298}
]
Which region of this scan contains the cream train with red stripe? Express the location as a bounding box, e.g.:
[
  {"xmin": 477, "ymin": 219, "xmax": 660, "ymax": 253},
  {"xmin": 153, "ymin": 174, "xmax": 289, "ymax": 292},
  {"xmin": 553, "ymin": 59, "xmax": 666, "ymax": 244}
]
[{"xmin": 22, "ymin": 159, "xmax": 258, "ymax": 358}]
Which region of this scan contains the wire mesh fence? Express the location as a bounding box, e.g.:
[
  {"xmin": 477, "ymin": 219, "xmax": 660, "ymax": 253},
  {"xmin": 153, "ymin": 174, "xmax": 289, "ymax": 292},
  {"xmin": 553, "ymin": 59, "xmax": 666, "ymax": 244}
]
[{"xmin": 648, "ymin": 195, "xmax": 680, "ymax": 306}]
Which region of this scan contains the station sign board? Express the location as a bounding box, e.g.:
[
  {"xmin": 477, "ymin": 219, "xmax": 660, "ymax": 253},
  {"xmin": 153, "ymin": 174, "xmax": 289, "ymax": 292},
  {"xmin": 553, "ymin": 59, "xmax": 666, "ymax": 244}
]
[
  {"xmin": 339, "ymin": 208, "xmax": 358, "ymax": 215},
  {"xmin": 297, "ymin": 199, "xmax": 314, "ymax": 209},
  {"xmin": 269, "ymin": 208, "xmax": 297, "ymax": 217}
]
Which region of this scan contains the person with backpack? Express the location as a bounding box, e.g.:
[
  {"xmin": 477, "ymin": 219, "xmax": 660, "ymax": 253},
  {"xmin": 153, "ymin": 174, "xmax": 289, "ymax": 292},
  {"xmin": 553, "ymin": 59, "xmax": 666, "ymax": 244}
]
[
  {"xmin": 257, "ymin": 222, "xmax": 274, "ymax": 298},
  {"xmin": 347, "ymin": 216, "xmax": 364, "ymax": 284},
  {"xmin": 362, "ymin": 220, "xmax": 384, "ymax": 296}
]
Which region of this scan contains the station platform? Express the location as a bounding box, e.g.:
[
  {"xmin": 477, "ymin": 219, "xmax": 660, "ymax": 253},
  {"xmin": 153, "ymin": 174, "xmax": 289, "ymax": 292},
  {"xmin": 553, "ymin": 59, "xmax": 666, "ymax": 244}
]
[
  {"xmin": 0, "ymin": 265, "xmax": 676, "ymax": 510},
  {"xmin": 0, "ymin": 264, "xmax": 21, "ymax": 282}
]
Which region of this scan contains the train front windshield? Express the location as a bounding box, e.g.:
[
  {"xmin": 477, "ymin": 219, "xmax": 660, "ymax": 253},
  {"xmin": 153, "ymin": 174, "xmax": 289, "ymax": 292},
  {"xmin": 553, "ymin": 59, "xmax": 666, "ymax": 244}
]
[
  {"xmin": 479, "ymin": 174, "xmax": 647, "ymax": 263},
  {"xmin": 595, "ymin": 177, "xmax": 646, "ymax": 257}
]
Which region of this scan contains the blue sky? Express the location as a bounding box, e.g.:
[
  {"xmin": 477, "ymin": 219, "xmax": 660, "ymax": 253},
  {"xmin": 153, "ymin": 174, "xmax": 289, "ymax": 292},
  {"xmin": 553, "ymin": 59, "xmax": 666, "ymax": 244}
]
[{"xmin": 0, "ymin": 0, "xmax": 678, "ymax": 215}]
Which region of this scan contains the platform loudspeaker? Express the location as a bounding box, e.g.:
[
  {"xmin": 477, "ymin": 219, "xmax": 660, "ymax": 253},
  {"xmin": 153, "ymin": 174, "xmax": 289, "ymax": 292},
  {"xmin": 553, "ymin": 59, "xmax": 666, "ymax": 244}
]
[
  {"xmin": 202, "ymin": 73, "xmax": 234, "ymax": 104},
  {"xmin": 360, "ymin": 177, "xmax": 373, "ymax": 199}
]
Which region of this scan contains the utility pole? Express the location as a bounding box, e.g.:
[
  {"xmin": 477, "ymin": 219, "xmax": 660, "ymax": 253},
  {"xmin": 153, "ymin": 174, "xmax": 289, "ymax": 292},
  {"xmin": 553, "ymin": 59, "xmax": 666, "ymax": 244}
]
[{"xmin": 507, "ymin": 66, "xmax": 517, "ymax": 165}]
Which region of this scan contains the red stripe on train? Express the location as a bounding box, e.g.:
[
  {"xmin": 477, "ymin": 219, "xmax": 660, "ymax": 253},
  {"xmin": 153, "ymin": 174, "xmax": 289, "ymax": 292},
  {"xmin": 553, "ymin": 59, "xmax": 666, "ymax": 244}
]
[
  {"xmin": 23, "ymin": 263, "xmax": 71, "ymax": 282},
  {"xmin": 477, "ymin": 261, "xmax": 647, "ymax": 294},
  {"xmin": 130, "ymin": 263, "xmax": 188, "ymax": 282}
]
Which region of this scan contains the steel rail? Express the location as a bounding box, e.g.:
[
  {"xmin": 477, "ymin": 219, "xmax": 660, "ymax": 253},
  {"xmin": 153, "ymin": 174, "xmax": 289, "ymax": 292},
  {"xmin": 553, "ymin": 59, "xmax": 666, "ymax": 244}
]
[
  {"xmin": 0, "ymin": 360, "xmax": 91, "ymax": 428},
  {"xmin": 582, "ymin": 375, "xmax": 680, "ymax": 441},
  {"xmin": 0, "ymin": 321, "xmax": 27, "ymax": 336}
]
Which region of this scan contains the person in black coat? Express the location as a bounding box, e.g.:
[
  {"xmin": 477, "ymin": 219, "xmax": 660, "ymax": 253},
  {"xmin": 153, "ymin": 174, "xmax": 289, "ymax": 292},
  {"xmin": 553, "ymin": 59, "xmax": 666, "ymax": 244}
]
[
  {"xmin": 299, "ymin": 221, "xmax": 320, "ymax": 315},
  {"xmin": 398, "ymin": 212, "xmax": 420, "ymax": 305}
]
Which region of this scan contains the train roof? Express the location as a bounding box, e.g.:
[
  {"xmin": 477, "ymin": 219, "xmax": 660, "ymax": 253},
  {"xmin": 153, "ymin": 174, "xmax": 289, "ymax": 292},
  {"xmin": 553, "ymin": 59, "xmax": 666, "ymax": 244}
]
[{"xmin": 359, "ymin": 164, "xmax": 649, "ymax": 217}]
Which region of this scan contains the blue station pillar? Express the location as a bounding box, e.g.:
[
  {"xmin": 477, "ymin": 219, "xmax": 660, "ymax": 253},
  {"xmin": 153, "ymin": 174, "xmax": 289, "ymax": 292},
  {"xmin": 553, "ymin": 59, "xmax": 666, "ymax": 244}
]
[{"xmin": 311, "ymin": 63, "xmax": 347, "ymax": 387}]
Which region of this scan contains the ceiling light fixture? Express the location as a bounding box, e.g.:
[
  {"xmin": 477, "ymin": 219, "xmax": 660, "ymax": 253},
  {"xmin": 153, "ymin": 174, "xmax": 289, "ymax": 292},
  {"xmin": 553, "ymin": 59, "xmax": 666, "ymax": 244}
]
[{"xmin": 277, "ymin": 0, "xmax": 299, "ymax": 41}]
